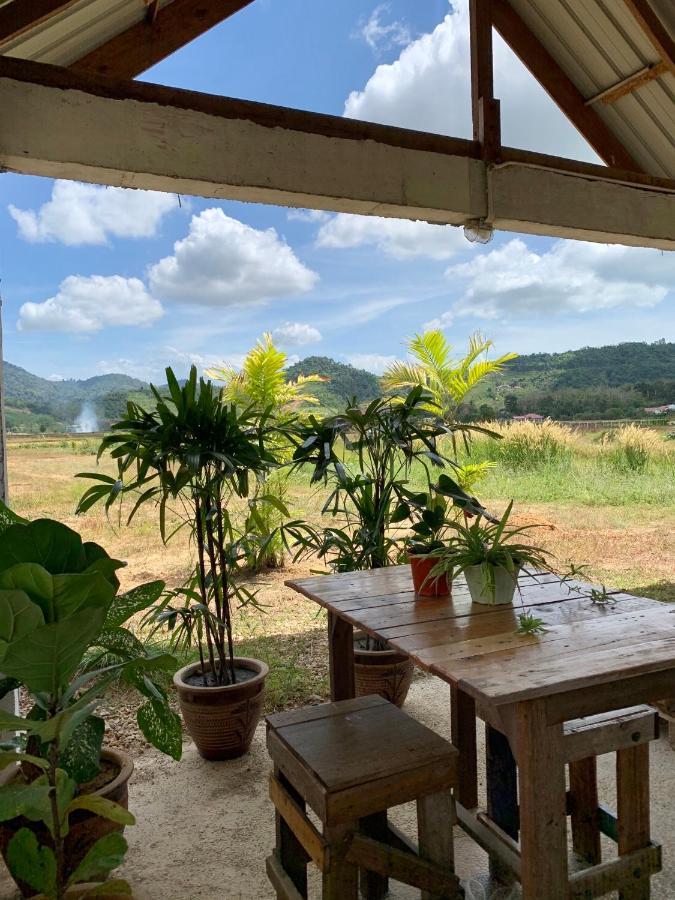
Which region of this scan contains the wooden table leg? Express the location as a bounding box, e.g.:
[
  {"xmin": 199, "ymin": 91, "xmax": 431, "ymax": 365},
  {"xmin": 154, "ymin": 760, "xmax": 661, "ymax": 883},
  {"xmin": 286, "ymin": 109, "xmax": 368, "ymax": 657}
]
[
  {"xmin": 617, "ymin": 744, "xmax": 651, "ymax": 900},
  {"xmin": 360, "ymin": 812, "xmax": 389, "ymax": 900},
  {"xmin": 274, "ymin": 767, "xmax": 308, "ymax": 898},
  {"xmin": 328, "ymin": 611, "xmax": 355, "ymax": 702},
  {"xmin": 513, "ymin": 699, "xmax": 568, "ymax": 900},
  {"xmin": 486, "ymin": 724, "xmax": 519, "ymax": 885},
  {"xmin": 451, "ymin": 685, "xmax": 478, "ymax": 809},
  {"xmin": 569, "ymin": 756, "xmax": 601, "ymax": 864}
]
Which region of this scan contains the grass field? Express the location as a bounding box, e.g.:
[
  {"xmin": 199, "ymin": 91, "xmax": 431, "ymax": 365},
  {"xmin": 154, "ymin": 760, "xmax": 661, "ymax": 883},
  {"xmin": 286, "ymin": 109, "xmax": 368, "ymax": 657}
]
[{"xmin": 6, "ymin": 426, "xmax": 674, "ymax": 750}]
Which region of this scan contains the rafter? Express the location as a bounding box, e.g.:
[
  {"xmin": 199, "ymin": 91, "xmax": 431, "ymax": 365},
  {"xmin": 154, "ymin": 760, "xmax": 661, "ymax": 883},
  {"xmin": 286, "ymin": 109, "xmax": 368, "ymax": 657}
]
[
  {"xmin": 469, "ymin": 0, "xmax": 501, "ymax": 160},
  {"xmin": 491, "ymin": 0, "xmax": 642, "ymax": 172},
  {"xmin": 0, "ymin": 0, "xmax": 79, "ymax": 45},
  {"xmin": 69, "ymin": 0, "xmax": 255, "ymax": 80},
  {"xmin": 622, "ymin": 0, "xmax": 675, "ymax": 73},
  {"xmin": 586, "ymin": 60, "xmax": 669, "ymax": 106},
  {"xmin": 0, "ymin": 57, "xmax": 672, "ymax": 250}
]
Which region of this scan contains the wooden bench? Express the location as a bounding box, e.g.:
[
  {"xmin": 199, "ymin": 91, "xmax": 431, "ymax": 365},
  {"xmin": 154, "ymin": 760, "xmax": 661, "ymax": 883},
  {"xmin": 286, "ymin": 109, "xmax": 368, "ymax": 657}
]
[
  {"xmin": 465, "ymin": 705, "xmax": 661, "ymax": 899},
  {"xmin": 266, "ymin": 694, "xmax": 462, "ymax": 900}
]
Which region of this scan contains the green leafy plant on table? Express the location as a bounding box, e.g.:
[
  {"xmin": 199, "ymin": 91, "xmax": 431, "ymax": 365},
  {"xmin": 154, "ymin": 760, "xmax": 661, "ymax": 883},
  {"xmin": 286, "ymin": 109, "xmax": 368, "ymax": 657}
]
[
  {"xmin": 76, "ymin": 366, "xmax": 290, "ymax": 759},
  {"xmin": 429, "ymin": 501, "xmax": 552, "ymax": 606},
  {"xmin": 0, "ymin": 503, "xmax": 180, "ymax": 900}
]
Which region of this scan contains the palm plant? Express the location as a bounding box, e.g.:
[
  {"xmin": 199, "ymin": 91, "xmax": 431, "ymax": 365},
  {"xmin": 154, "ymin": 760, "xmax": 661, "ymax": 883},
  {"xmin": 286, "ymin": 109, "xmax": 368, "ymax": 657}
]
[
  {"xmin": 382, "ymin": 331, "xmax": 517, "ymax": 422},
  {"xmin": 77, "ymin": 366, "xmax": 283, "ymax": 687},
  {"xmin": 207, "ymin": 333, "xmax": 325, "ymax": 570}
]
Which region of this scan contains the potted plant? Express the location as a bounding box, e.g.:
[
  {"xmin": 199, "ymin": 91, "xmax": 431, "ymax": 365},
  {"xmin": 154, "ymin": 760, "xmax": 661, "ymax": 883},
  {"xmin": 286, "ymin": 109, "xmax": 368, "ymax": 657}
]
[
  {"xmin": 429, "ymin": 501, "xmax": 552, "ymax": 605},
  {"xmin": 77, "ymin": 367, "xmax": 284, "ymax": 760},
  {"xmin": 289, "ymin": 389, "xmax": 485, "ymax": 705},
  {"xmin": 0, "ymin": 506, "xmax": 181, "ymax": 899}
]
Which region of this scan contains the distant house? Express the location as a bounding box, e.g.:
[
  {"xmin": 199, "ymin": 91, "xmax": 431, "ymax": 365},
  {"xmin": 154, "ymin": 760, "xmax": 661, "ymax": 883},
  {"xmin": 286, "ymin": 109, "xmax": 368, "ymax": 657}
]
[
  {"xmin": 644, "ymin": 405, "xmax": 675, "ymax": 415},
  {"xmin": 512, "ymin": 413, "xmax": 545, "ymax": 421}
]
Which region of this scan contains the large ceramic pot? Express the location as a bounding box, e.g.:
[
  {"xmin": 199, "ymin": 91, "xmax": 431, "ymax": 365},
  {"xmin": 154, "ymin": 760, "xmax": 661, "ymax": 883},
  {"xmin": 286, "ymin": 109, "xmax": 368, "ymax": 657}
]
[
  {"xmin": 409, "ymin": 553, "xmax": 451, "ymax": 597},
  {"xmin": 465, "ymin": 564, "xmax": 521, "ymax": 605},
  {"xmin": 0, "ymin": 748, "xmax": 133, "ymax": 898},
  {"xmin": 174, "ymin": 657, "xmax": 268, "ymax": 760},
  {"xmin": 354, "ymin": 633, "xmax": 414, "ymax": 708}
]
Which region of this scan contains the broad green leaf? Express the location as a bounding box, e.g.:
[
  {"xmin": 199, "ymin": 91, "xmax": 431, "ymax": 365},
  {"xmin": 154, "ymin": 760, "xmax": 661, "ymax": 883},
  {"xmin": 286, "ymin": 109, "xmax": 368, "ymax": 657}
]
[
  {"xmin": 0, "ymin": 606, "xmax": 107, "ymax": 694},
  {"xmin": 0, "ymin": 778, "xmax": 52, "ymax": 825},
  {"xmin": 0, "ymin": 519, "xmax": 86, "ymax": 574},
  {"xmin": 60, "ymin": 715, "xmax": 105, "ymax": 784},
  {"xmin": 51, "ymin": 572, "xmax": 116, "ymax": 621},
  {"xmin": 0, "ymin": 751, "xmax": 48, "ymax": 771},
  {"xmin": 6, "ymin": 828, "xmax": 56, "ymax": 894},
  {"xmin": 0, "ymin": 709, "xmax": 47, "ymax": 735},
  {"xmin": 66, "ymin": 794, "xmax": 135, "ymax": 827},
  {"xmin": 137, "ymin": 699, "xmax": 183, "ymax": 761},
  {"xmin": 0, "ymin": 501, "xmax": 28, "ymax": 536},
  {"xmin": 104, "ymin": 580, "xmax": 165, "ymax": 629},
  {"xmin": 0, "ymin": 676, "xmax": 20, "ymax": 700},
  {"xmin": 67, "ymin": 832, "xmax": 128, "ymax": 886},
  {"xmin": 95, "ymin": 626, "xmax": 145, "ymax": 660},
  {"xmin": 0, "ymin": 590, "xmax": 44, "ymax": 650},
  {"xmin": 0, "ymin": 568, "xmax": 54, "ymax": 621}
]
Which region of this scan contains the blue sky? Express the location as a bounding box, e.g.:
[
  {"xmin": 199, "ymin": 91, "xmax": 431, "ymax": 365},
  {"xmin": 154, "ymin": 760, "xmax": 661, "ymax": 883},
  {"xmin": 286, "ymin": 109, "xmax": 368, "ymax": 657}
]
[{"xmin": 0, "ymin": 0, "xmax": 673, "ymax": 383}]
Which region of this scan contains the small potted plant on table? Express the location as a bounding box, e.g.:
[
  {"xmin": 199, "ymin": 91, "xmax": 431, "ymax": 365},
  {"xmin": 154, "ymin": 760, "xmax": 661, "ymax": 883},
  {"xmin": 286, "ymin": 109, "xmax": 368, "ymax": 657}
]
[
  {"xmin": 429, "ymin": 501, "xmax": 551, "ymax": 605},
  {"xmin": 77, "ymin": 367, "xmax": 285, "ymax": 760}
]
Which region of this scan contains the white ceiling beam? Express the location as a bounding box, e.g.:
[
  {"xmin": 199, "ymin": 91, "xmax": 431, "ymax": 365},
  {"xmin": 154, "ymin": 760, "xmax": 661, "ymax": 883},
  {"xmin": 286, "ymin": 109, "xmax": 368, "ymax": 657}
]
[{"xmin": 0, "ymin": 59, "xmax": 673, "ymax": 250}]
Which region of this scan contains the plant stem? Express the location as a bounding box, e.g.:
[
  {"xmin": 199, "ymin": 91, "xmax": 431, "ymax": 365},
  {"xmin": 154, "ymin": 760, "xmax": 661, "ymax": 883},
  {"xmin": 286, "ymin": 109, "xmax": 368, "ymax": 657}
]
[
  {"xmin": 48, "ymin": 743, "xmax": 66, "ymax": 900},
  {"xmin": 194, "ymin": 494, "xmax": 217, "ymax": 685}
]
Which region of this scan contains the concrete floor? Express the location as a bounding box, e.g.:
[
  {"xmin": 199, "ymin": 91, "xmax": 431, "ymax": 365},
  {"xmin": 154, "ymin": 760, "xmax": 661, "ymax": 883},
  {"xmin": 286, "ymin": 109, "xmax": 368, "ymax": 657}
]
[{"xmin": 1, "ymin": 675, "xmax": 673, "ymax": 899}]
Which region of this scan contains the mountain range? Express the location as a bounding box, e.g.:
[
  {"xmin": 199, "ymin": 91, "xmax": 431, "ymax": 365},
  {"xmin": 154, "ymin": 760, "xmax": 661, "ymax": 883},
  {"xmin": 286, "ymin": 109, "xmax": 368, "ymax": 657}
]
[{"xmin": 2, "ymin": 340, "xmax": 673, "ymax": 432}]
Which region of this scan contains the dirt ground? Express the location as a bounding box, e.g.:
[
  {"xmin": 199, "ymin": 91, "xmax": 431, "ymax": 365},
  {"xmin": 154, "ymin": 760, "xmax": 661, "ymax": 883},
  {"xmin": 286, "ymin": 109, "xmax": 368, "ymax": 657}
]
[{"xmin": 3, "ymin": 676, "xmax": 673, "ymax": 900}]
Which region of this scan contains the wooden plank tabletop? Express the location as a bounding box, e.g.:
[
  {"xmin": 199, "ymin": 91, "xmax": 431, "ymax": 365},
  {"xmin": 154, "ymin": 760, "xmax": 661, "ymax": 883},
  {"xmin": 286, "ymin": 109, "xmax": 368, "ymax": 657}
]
[{"xmin": 287, "ymin": 566, "xmax": 675, "ymax": 707}]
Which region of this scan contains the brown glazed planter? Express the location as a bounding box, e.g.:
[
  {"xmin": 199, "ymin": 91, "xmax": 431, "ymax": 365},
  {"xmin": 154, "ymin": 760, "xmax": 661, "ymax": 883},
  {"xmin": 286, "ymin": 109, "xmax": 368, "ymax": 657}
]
[
  {"xmin": 174, "ymin": 657, "xmax": 268, "ymax": 760},
  {"xmin": 409, "ymin": 553, "xmax": 451, "ymax": 597},
  {"xmin": 0, "ymin": 748, "xmax": 133, "ymax": 898},
  {"xmin": 354, "ymin": 633, "xmax": 414, "ymax": 708}
]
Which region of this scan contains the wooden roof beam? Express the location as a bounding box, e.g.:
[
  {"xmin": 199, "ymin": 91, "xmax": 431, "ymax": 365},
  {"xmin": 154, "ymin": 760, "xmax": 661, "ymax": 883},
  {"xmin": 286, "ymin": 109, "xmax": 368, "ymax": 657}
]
[
  {"xmin": 69, "ymin": 0, "xmax": 255, "ymax": 80},
  {"xmin": 491, "ymin": 0, "xmax": 643, "ymax": 172},
  {"xmin": 0, "ymin": 57, "xmax": 672, "ymax": 250},
  {"xmin": 622, "ymin": 0, "xmax": 675, "ymax": 73},
  {"xmin": 0, "ymin": 0, "xmax": 79, "ymax": 45},
  {"xmin": 469, "ymin": 0, "xmax": 501, "ymax": 160},
  {"xmin": 586, "ymin": 60, "xmax": 669, "ymax": 106}
]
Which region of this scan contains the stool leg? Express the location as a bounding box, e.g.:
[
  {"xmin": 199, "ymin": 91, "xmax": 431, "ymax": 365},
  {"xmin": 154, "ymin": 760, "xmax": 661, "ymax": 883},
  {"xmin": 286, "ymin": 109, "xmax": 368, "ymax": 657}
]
[
  {"xmin": 417, "ymin": 790, "xmax": 462, "ymax": 900},
  {"xmin": 569, "ymin": 756, "xmax": 601, "ymax": 864},
  {"xmin": 486, "ymin": 724, "xmax": 519, "ymax": 886},
  {"xmin": 323, "ymin": 823, "xmax": 359, "ymax": 900},
  {"xmin": 617, "ymin": 744, "xmax": 651, "ymax": 900},
  {"xmin": 274, "ymin": 768, "xmax": 308, "ymax": 899},
  {"xmin": 359, "ymin": 811, "xmax": 388, "ymax": 899}
]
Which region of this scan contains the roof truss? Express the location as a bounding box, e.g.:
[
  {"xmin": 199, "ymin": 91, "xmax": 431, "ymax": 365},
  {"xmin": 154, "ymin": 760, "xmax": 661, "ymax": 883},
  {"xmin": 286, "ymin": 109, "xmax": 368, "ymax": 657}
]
[{"xmin": 0, "ymin": 0, "xmax": 79, "ymax": 44}]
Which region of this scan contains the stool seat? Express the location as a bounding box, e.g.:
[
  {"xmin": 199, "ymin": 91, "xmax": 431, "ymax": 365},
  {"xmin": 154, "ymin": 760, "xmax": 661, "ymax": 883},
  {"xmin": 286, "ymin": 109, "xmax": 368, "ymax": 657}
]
[{"xmin": 267, "ymin": 694, "xmax": 457, "ymax": 825}]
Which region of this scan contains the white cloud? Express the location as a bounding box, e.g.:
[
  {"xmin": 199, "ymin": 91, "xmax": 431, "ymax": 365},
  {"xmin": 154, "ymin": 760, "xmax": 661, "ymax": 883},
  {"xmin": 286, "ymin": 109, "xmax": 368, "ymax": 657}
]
[
  {"xmin": 271, "ymin": 322, "xmax": 322, "ymax": 347},
  {"xmin": 423, "ymin": 310, "xmax": 454, "ymax": 331},
  {"xmin": 446, "ymin": 239, "xmax": 672, "ymax": 320},
  {"xmin": 358, "ymin": 4, "xmax": 412, "ymax": 53},
  {"xmin": 18, "ymin": 275, "xmax": 163, "ymax": 333},
  {"xmin": 316, "ymin": 214, "xmax": 465, "ymax": 259},
  {"xmin": 9, "ymin": 181, "xmax": 178, "ymax": 246},
  {"xmin": 344, "ymin": 353, "xmax": 400, "ymax": 375},
  {"xmin": 344, "ymin": 1, "xmax": 597, "ymax": 162},
  {"xmin": 347, "ymin": 296, "xmax": 411, "ymax": 325},
  {"xmin": 149, "ymin": 208, "xmax": 318, "ymax": 306}
]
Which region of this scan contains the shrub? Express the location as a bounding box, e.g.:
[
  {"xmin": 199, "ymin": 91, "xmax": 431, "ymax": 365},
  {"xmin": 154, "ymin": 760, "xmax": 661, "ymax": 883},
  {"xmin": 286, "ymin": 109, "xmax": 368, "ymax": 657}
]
[
  {"xmin": 602, "ymin": 423, "xmax": 665, "ymax": 472},
  {"xmin": 468, "ymin": 419, "xmax": 578, "ymax": 469}
]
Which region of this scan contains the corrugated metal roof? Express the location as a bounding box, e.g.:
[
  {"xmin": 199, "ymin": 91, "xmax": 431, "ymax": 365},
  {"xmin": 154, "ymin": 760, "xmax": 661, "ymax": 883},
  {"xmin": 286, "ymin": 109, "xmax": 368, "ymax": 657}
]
[
  {"xmin": 0, "ymin": 0, "xmax": 174, "ymax": 66},
  {"xmin": 1, "ymin": 0, "xmax": 673, "ymax": 178},
  {"xmin": 509, "ymin": 0, "xmax": 675, "ymax": 177}
]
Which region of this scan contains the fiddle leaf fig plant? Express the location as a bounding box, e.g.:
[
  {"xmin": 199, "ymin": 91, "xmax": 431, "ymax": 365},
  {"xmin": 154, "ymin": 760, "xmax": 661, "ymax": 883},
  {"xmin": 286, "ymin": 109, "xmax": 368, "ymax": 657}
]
[{"xmin": 0, "ymin": 504, "xmax": 182, "ymax": 899}]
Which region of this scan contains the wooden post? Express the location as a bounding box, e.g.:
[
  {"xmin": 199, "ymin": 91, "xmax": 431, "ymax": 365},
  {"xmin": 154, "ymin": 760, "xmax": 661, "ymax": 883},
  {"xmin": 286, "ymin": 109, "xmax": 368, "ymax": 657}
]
[
  {"xmin": 451, "ymin": 686, "xmax": 478, "ymax": 809},
  {"xmin": 569, "ymin": 757, "xmax": 601, "ymax": 864},
  {"xmin": 486, "ymin": 724, "xmax": 519, "ymax": 884},
  {"xmin": 327, "ymin": 612, "xmax": 355, "ymax": 702},
  {"xmin": 514, "ymin": 699, "xmax": 568, "ymax": 900},
  {"xmin": 617, "ymin": 744, "xmax": 651, "ymax": 900},
  {"xmin": 274, "ymin": 767, "xmax": 309, "ymax": 899},
  {"xmin": 469, "ymin": 0, "xmax": 501, "ymax": 160}
]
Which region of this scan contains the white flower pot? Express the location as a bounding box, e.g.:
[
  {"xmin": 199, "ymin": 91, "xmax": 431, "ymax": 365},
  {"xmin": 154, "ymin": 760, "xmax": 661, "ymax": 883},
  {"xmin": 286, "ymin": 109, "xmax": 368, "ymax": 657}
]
[{"xmin": 464, "ymin": 563, "xmax": 520, "ymax": 605}]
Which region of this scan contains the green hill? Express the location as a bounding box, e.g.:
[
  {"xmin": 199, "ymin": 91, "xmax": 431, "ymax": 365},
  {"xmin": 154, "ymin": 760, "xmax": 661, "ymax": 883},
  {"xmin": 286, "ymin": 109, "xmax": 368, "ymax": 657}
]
[
  {"xmin": 285, "ymin": 356, "xmax": 381, "ymax": 409},
  {"xmin": 3, "ymin": 341, "xmax": 674, "ymax": 432}
]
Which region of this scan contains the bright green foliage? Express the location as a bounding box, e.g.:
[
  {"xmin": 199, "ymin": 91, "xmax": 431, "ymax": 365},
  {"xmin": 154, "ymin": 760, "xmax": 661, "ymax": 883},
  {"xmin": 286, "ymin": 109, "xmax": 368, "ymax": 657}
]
[
  {"xmin": 382, "ymin": 331, "xmax": 517, "ymax": 422},
  {"xmin": 77, "ymin": 366, "xmax": 286, "ymax": 686},
  {"xmin": 516, "ymin": 612, "xmax": 548, "ymax": 636}
]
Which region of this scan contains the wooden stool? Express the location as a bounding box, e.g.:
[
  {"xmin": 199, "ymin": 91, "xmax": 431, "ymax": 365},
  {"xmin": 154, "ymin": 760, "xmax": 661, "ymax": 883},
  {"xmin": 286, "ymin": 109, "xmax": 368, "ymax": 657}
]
[
  {"xmin": 468, "ymin": 705, "xmax": 661, "ymax": 899},
  {"xmin": 266, "ymin": 694, "xmax": 462, "ymax": 900}
]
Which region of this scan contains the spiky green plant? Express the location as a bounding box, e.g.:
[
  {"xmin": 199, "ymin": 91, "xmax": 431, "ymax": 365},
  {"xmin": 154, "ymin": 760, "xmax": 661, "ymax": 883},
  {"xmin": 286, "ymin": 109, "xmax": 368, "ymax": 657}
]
[{"xmin": 382, "ymin": 331, "xmax": 517, "ymax": 422}]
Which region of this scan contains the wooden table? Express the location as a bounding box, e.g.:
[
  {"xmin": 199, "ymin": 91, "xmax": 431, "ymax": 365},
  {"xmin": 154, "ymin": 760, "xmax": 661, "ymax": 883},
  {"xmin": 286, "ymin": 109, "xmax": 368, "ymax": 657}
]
[{"xmin": 287, "ymin": 566, "xmax": 675, "ymax": 900}]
